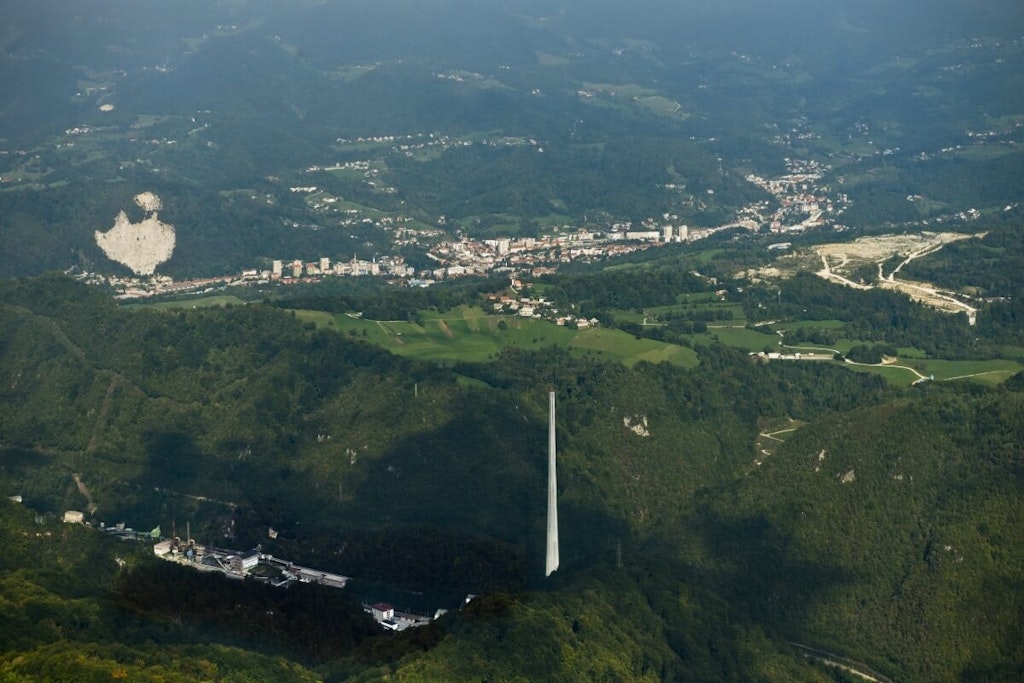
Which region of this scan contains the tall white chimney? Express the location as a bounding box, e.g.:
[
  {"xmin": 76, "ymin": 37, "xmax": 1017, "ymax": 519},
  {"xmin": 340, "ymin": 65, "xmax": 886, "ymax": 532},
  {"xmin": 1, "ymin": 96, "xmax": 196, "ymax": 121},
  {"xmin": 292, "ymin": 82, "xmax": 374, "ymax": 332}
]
[{"xmin": 545, "ymin": 390, "xmax": 560, "ymax": 577}]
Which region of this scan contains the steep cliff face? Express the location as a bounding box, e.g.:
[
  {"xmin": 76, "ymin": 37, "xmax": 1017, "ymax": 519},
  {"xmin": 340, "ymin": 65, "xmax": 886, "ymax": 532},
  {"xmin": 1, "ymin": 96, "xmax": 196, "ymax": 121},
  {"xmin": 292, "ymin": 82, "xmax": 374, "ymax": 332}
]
[{"xmin": 95, "ymin": 193, "xmax": 175, "ymax": 275}]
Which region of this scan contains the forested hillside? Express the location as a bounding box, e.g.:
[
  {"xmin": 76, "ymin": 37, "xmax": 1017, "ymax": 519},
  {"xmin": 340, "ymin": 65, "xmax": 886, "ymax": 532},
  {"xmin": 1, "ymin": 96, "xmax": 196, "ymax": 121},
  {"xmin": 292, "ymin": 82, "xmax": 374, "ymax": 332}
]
[{"xmin": 1, "ymin": 275, "xmax": 1021, "ymax": 681}]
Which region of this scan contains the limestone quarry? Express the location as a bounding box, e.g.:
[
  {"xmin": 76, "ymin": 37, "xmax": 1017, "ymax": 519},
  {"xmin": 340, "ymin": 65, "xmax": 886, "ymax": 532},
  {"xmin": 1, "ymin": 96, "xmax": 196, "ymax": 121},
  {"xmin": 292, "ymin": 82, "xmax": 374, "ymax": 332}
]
[
  {"xmin": 95, "ymin": 193, "xmax": 176, "ymax": 275},
  {"xmin": 741, "ymin": 231, "xmax": 982, "ymax": 324}
]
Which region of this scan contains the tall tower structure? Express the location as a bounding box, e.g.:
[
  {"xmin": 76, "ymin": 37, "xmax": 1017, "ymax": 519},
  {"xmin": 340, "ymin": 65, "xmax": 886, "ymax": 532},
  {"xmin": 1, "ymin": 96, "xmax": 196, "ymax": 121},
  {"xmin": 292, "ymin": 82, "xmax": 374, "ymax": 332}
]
[{"xmin": 545, "ymin": 390, "xmax": 560, "ymax": 577}]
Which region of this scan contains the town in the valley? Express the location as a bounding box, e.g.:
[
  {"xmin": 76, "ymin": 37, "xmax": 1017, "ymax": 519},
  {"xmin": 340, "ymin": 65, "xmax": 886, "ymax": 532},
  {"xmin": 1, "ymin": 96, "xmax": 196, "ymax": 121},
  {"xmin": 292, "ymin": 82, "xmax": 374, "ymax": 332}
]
[{"xmin": 82, "ymin": 150, "xmax": 846, "ymax": 301}]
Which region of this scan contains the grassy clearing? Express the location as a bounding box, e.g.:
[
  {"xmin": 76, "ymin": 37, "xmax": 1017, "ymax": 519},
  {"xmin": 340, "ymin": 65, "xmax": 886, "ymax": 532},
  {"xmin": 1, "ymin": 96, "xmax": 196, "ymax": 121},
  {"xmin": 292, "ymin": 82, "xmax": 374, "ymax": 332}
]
[
  {"xmin": 300, "ymin": 306, "xmax": 699, "ymax": 367},
  {"xmin": 840, "ymin": 363, "xmax": 920, "ymax": 387},
  {"xmin": 307, "ymin": 191, "xmax": 338, "ymax": 205},
  {"xmin": 570, "ymin": 328, "xmax": 698, "ymax": 367},
  {"xmin": 911, "ymin": 197, "xmax": 950, "ymax": 215},
  {"xmin": 327, "ymin": 64, "xmax": 378, "ymax": 82},
  {"xmin": 583, "ymin": 82, "xmax": 659, "ymax": 99},
  {"xmin": 819, "ymin": 357, "xmax": 1021, "ymax": 387},
  {"xmin": 952, "ymin": 144, "xmax": 1019, "ymax": 161},
  {"xmin": 687, "ymin": 248, "xmax": 725, "ymax": 263},
  {"xmin": 578, "ymin": 83, "xmax": 687, "ymax": 118},
  {"xmin": 907, "ymin": 358, "xmax": 1023, "ymax": 385},
  {"xmin": 454, "ymin": 374, "xmax": 492, "ymax": 389},
  {"xmin": 331, "ymin": 198, "xmax": 386, "ymax": 217},
  {"xmin": 292, "ymin": 309, "xmax": 336, "ymax": 326},
  {"xmin": 828, "ymin": 339, "xmax": 884, "ymax": 354},
  {"xmin": 131, "ymin": 114, "xmax": 174, "ymax": 129},
  {"xmin": 637, "ymin": 95, "xmax": 688, "ymax": 118},
  {"xmin": 689, "ymin": 326, "xmax": 779, "ymax": 351},
  {"xmin": 986, "ymin": 114, "xmax": 1024, "ymax": 129}
]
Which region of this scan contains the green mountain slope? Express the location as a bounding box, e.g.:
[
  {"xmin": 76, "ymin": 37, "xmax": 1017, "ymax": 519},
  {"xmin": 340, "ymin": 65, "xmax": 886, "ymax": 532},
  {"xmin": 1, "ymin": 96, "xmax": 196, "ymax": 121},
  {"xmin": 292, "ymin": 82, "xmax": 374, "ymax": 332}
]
[
  {"xmin": 2, "ymin": 276, "xmax": 1021, "ymax": 680},
  {"xmin": 691, "ymin": 392, "xmax": 1024, "ymax": 681}
]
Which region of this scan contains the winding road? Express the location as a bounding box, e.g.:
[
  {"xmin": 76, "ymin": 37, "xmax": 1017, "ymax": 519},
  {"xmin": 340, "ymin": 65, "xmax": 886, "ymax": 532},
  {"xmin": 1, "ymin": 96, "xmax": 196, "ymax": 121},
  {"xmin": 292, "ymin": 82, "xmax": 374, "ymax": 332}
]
[{"xmin": 775, "ymin": 331, "xmax": 930, "ymax": 383}]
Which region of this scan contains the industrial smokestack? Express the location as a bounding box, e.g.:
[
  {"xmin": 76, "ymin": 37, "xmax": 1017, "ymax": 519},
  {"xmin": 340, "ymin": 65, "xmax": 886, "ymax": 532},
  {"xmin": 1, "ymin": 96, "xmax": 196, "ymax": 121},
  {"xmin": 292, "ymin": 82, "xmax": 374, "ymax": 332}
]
[{"xmin": 545, "ymin": 389, "xmax": 559, "ymax": 577}]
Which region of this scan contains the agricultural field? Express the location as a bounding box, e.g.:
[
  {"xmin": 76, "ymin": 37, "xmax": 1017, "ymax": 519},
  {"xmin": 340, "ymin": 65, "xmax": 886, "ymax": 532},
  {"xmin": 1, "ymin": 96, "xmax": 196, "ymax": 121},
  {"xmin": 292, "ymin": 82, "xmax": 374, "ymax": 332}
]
[
  {"xmin": 811, "ymin": 356, "xmax": 1021, "ymax": 387},
  {"xmin": 294, "ymin": 306, "xmax": 700, "ymax": 367},
  {"xmin": 579, "ymin": 82, "xmax": 688, "ymax": 119},
  {"xmin": 692, "ymin": 325, "xmax": 778, "ymax": 351},
  {"xmin": 133, "ymin": 299, "xmax": 1016, "ymax": 387}
]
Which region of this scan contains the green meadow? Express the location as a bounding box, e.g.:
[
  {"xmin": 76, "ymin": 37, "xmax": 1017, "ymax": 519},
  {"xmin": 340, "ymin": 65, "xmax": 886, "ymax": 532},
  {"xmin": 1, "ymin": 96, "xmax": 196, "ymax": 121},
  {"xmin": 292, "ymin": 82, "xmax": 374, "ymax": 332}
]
[
  {"xmin": 129, "ymin": 301, "xmax": 1018, "ymax": 386},
  {"xmin": 836, "ymin": 358, "xmax": 1022, "ymax": 387},
  {"xmin": 907, "ymin": 358, "xmax": 1024, "ymax": 385},
  {"xmin": 694, "ymin": 326, "xmax": 778, "ymax": 351},
  {"xmin": 841, "ymin": 362, "xmax": 925, "ymax": 387},
  {"xmin": 295, "ymin": 306, "xmax": 699, "ymax": 368}
]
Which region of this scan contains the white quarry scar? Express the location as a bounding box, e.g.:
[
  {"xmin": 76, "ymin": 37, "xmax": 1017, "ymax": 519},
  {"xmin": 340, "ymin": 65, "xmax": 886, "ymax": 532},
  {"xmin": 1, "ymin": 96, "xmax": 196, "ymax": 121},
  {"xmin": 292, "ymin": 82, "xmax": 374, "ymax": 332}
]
[{"xmin": 94, "ymin": 193, "xmax": 176, "ymax": 275}]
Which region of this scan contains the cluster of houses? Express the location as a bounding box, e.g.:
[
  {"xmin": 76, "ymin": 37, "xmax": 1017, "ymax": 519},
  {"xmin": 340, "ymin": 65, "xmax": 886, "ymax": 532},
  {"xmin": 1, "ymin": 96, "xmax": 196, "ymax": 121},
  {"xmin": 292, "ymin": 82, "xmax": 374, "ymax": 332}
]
[
  {"xmin": 425, "ymin": 223, "xmax": 691, "ymax": 280},
  {"xmin": 488, "ymin": 292, "xmax": 599, "ymax": 329},
  {"xmin": 744, "ymin": 157, "xmax": 851, "ymax": 233}
]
